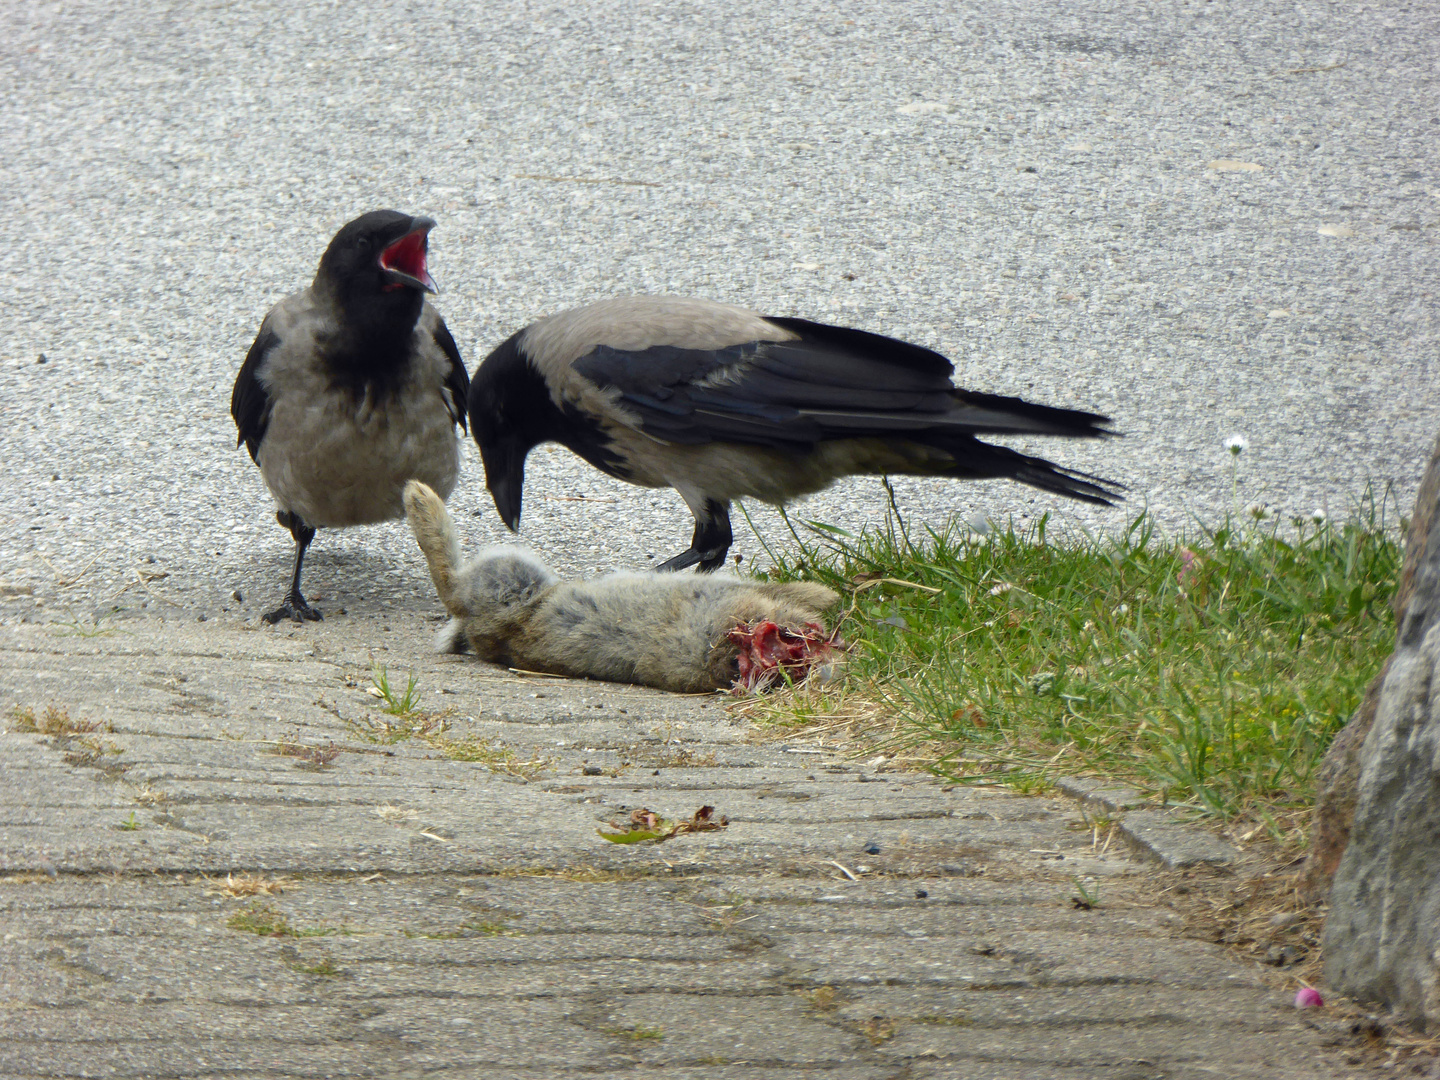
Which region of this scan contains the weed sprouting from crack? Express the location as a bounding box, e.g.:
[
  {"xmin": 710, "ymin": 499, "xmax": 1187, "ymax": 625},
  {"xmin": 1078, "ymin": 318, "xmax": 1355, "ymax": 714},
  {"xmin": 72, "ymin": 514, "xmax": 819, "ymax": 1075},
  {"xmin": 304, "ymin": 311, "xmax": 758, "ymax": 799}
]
[
  {"xmin": 859, "ymin": 1016, "xmax": 898, "ymax": 1045},
  {"xmin": 285, "ymin": 954, "xmax": 342, "ymax": 977},
  {"xmin": 276, "ymin": 943, "xmax": 344, "ymax": 977},
  {"xmin": 117, "ymin": 811, "xmax": 141, "ymax": 831},
  {"xmin": 131, "ymin": 784, "xmax": 168, "ymax": 806},
  {"xmin": 11, "ymin": 705, "xmax": 128, "ymax": 775},
  {"xmin": 226, "ymin": 902, "xmax": 343, "ymax": 938},
  {"xmin": 604, "ymin": 1025, "xmax": 663, "ymax": 1041},
  {"xmin": 644, "ymin": 746, "xmax": 719, "ymax": 769},
  {"xmin": 348, "ymin": 708, "xmax": 552, "ymax": 780},
  {"xmin": 226, "ymin": 903, "xmax": 298, "ymax": 937},
  {"xmin": 341, "ymin": 670, "xmax": 550, "ymax": 779},
  {"xmin": 369, "ymin": 664, "xmax": 421, "ymax": 716},
  {"xmin": 270, "ymin": 740, "xmax": 341, "ymax": 768},
  {"xmin": 914, "ymin": 1013, "xmax": 972, "ymax": 1027},
  {"xmin": 430, "ymin": 735, "xmax": 554, "ymax": 780},
  {"xmin": 9, "ymin": 705, "xmax": 110, "ymax": 736},
  {"xmin": 62, "ymin": 736, "xmax": 126, "ymax": 772},
  {"xmin": 1070, "ymin": 876, "xmax": 1102, "ymax": 910},
  {"xmin": 347, "ymin": 712, "xmax": 448, "ymax": 745},
  {"xmin": 52, "ymin": 611, "xmax": 128, "ymax": 638},
  {"xmin": 799, "ymin": 985, "xmax": 839, "ymax": 1011}
]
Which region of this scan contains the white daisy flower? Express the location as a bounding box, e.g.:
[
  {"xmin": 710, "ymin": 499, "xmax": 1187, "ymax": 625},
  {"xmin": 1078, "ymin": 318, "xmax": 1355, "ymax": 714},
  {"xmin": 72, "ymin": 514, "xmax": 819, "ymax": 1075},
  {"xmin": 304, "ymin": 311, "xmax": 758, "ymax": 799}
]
[{"xmin": 1224, "ymin": 434, "xmax": 1248, "ymax": 456}]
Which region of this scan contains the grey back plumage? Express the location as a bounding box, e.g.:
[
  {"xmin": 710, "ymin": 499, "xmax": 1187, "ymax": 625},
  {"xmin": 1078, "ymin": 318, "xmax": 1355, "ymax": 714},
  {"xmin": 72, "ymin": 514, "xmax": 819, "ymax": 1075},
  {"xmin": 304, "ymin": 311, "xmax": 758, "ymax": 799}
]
[{"xmin": 519, "ymin": 295, "xmax": 796, "ymax": 381}]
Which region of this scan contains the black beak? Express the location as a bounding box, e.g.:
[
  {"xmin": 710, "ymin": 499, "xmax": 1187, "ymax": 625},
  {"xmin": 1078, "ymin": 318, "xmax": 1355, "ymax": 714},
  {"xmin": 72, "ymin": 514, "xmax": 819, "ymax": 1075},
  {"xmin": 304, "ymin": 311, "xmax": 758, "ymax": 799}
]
[
  {"xmin": 482, "ymin": 441, "xmax": 526, "ymax": 531},
  {"xmin": 379, "ymin": 217, "xmax": 438, "ymax": 293}
]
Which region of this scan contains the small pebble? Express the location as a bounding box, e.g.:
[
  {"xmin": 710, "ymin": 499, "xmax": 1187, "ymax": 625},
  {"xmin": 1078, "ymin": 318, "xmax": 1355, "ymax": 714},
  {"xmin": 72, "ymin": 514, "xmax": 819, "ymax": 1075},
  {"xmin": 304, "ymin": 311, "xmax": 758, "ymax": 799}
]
[
  {"xmin": 582, "ymin": 765, "xmax": 603, "ymax": 776},
  {"xmin": 915, "ymin": 889, "xmax": 928, "ymax": 899},
  {"xmin": 864, "ymin": 844, "xmax": 881, "ymax": 855},
  {"xmin": 232, "ymin": 589, "xmax": 244, "ymax": 602}
]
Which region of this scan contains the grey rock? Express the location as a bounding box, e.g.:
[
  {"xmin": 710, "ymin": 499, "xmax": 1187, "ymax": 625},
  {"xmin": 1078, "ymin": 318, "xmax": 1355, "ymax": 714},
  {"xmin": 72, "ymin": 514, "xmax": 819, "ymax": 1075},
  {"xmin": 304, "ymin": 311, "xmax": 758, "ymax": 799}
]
[
  {"xmin": 1304, "ymin": 432, "xmax": 1440, "ymax": 902},
  {"xmin": 1324, "ymin": 430, "xmax": 1440, "ymax": 1029}
]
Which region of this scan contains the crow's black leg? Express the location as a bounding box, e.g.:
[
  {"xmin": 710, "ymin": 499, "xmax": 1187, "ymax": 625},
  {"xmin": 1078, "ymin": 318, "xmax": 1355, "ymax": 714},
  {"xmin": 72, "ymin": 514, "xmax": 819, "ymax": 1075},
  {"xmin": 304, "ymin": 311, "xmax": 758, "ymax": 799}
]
[
  {"xmin": 263, "ymin": 511, "xmax": 323, "ymax": 624},
  {"xmin": 655, "ymin": 500, "xmax": 733, "ymax": 573}
]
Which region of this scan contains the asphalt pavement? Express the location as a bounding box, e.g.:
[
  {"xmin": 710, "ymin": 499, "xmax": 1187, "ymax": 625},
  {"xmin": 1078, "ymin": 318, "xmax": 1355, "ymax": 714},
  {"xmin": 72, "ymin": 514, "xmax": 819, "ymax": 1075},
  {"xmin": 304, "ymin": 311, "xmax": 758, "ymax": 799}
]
[{"xmin": 1, "ymin": 0, "xmax": 1436, "ymax": 617}]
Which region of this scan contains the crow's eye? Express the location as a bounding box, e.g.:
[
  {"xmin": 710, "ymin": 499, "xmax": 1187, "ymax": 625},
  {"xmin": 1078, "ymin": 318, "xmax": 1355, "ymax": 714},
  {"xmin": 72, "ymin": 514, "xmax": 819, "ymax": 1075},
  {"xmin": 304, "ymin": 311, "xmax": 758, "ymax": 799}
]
[{"xmin": 356, "ymin": 237, "xmax": 372, "ymax": 251}]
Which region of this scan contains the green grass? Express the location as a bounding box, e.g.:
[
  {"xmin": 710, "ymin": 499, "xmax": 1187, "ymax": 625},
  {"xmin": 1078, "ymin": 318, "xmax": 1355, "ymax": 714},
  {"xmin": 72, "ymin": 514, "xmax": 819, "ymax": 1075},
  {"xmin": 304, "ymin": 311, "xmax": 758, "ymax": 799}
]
[
  {"xmin": 752, "ymin": 491, "xmax": 1401, "ymax": 828},
  {"xmin": 369, "ymin": 665, "xmax": 421, "ymax": 716},
  {"xmin": 285, "ymin": 955, "xmax": 342, "ymax": 977},
  {"xmin": 226, "ymin": 902, "xmax": 344, "ymax": 938},
  {"xmin": 432, "ymin": 734, "xmax": 554, "ymax": 780},
  {"xmin": 604, "ymin": 1026, "xmax": 664, "ymax": 1041}
]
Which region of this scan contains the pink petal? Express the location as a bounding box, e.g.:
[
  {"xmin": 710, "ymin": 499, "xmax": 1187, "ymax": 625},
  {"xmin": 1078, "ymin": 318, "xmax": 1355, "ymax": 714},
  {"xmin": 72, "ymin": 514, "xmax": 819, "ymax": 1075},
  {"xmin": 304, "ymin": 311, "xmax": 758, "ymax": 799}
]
[{"xmin": 1294, "ymin": 987, "xmax": 1324, "ymax": 1009}]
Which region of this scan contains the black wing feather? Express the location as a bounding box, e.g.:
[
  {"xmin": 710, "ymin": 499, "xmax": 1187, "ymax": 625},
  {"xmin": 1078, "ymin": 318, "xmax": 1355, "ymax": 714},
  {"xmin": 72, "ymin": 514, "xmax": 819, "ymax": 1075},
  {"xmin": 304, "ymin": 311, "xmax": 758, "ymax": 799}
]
[
  {"xmin": 231, "ymin": 322, "xmax": 280, "ymax": 464},
  {"xmin": 433, "ymin": 316, "xmax": 469, "ymax": 433},
  {"xmin": 761, "ymin": 316, "xmax": 956, "ymax": 379},
  {"xmin": 571, "ymin": 317, "xmax": 1112, "ymax": 448}
]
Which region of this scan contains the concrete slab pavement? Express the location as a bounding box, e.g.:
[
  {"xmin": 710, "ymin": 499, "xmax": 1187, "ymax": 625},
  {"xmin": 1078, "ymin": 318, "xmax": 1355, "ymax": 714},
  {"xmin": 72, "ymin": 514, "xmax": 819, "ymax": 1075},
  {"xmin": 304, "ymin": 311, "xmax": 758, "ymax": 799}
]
[{"xmin": 0, "ymin": 615, "xmax": 1389, "ymax": 1077}]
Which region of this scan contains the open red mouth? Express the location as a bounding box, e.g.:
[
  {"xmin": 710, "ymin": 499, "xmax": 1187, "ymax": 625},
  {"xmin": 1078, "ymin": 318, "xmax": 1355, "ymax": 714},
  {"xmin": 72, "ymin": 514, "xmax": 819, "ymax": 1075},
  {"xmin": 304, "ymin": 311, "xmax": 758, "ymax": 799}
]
[{"xmin": 379, "ymin": 226, "xmax": 436, "ymax": 292}]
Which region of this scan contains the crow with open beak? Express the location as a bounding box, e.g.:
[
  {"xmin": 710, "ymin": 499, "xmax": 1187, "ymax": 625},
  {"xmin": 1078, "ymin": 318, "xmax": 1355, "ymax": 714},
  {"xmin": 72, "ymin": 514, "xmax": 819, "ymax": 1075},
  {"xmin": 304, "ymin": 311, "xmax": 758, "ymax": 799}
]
[
  {"xmin": 231, "ymin": 210, "xmax": 469, "ymax": 623},
  {"xmin": 468, "ymin": 295, "xmax": 1120, "ymax": 571}
]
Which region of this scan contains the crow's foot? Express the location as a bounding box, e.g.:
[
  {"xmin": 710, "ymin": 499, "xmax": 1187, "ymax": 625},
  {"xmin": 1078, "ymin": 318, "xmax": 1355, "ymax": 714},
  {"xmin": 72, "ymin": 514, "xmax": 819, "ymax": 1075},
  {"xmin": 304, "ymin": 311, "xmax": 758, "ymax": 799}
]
[{"xmin": 262, "ymin": 596, "xmax": 323, "ymax": 624}]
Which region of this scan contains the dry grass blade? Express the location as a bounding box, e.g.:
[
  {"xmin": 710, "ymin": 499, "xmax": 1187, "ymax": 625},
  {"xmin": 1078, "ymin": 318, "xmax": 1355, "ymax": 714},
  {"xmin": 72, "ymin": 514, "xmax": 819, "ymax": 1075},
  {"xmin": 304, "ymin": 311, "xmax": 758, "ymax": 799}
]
[
  {"xmin": 426, "ymin": 734, "xmax": 554, "ymax": 780},
  {"xmin": 204, "ymin": 873, "xmax": 301, "ymax": 898},
  {"xmin": 271, "ymin": 741, "xmax": 341, "ymax": 767},
  {"xmin": 35, "ymin": 553, "xmax": 98, "ymax": 587}
]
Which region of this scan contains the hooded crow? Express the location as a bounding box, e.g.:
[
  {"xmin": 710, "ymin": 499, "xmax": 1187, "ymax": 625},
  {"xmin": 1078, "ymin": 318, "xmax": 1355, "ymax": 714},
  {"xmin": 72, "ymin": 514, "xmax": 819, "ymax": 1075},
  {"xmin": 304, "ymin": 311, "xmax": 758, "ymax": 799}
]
[
  {"xmin": 231, "ymin": 210, "xmax": 469, "ymax": 623},
  {"xmin": 467, "ymin": 295, "xmax": 1120, "ymax": 571}
]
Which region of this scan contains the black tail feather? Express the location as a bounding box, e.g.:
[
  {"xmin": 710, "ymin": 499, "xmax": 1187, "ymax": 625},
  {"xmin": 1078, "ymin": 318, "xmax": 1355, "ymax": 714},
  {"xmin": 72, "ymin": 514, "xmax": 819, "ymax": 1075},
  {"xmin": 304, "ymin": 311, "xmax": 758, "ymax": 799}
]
[
  {"xmin": 930, "ymin": 438, "xmax": 1125, "ymax": 506},
  {"xmin": 1011, "ymin": 457, "xmax": 1125, "ymax": 506}
]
